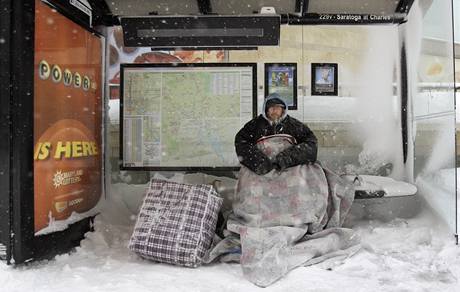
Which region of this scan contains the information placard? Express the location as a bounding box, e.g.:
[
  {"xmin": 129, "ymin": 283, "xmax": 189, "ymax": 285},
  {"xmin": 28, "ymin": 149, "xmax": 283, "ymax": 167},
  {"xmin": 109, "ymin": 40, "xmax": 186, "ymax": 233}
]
[{"xmin": 120, "ymin": 63, "xmax": 257, "ymax": 170}]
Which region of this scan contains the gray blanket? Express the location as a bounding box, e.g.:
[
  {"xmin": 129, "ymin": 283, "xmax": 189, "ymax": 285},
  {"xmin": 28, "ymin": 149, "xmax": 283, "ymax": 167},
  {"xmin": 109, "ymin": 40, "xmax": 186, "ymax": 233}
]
[{"xmin": 205, "ymin": 135, "xmax": 360, "ymax": 287}]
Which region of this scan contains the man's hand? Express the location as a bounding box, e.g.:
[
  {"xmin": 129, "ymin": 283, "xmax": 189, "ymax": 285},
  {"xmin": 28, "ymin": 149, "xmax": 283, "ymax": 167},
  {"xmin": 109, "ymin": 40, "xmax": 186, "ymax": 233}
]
[
  {"xmin": 273, "ymin": 152, "xmax": 291, "ymax": 172},
  {"xmin": 254, "ymin": 159, "xmax": 275, "ymax": 175}
]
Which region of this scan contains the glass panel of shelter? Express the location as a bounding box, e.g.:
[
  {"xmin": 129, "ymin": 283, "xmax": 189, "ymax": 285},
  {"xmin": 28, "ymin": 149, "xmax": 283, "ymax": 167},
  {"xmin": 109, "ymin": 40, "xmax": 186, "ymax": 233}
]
[{"xmin": 105, "ymin": 1, "xmax": 458, "ymax": 241}]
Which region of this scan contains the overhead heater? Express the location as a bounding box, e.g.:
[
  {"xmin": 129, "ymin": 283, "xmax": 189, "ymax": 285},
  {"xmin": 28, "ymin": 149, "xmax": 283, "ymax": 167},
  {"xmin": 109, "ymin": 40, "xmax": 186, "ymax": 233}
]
[{"xmin": 120, "ymin": 15, "xmax": 280, "ymax": 48}]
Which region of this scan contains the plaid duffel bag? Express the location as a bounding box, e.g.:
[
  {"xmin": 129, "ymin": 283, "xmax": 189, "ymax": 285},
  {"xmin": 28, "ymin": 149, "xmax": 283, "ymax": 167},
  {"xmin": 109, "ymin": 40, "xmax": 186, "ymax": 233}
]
[{"xmin": 128, "ymin": 178, "xmax": 223, "ymax": 267}]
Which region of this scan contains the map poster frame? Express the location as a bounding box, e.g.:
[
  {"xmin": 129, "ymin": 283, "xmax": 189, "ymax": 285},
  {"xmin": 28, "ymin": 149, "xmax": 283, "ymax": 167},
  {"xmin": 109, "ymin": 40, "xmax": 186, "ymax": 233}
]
[
  {"xmin": 119, "ymin": 62, "xmax": 258, "ymax": 171},
  {"xmin": 311, "ymin": 63, "xmax": 338, "ymax": 96},
  {"xmin": 264, "ymin": 63, "xmax": 298, "ymax": 110}
]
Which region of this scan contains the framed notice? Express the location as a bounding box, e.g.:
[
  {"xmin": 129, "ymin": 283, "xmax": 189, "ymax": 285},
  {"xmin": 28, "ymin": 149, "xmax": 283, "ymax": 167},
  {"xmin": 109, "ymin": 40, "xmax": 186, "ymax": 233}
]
[
  {"xmin": 120, "ymin": 63, "xmax": 257, "ymax": 170},
  {"xmin": 311, "ymin": 63, "xmax": 338, "ymax": 96},
  {"xmin": 264, "ymin": 63, "xmax": 297, "ymax": 110}
]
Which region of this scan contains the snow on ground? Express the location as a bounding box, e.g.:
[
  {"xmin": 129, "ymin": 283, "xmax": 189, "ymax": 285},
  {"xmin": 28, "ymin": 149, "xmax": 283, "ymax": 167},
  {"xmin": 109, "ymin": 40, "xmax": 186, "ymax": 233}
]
[{"xmin": 1, "ymin": 184, "xmax": 460, "ymax": 292}]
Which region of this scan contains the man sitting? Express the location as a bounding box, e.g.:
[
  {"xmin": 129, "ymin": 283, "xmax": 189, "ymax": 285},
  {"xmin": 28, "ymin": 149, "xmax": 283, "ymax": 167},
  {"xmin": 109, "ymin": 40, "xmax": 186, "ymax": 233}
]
[{"xmin": 235, "ymin": 93, "xmax": 318, "ymax": 175}]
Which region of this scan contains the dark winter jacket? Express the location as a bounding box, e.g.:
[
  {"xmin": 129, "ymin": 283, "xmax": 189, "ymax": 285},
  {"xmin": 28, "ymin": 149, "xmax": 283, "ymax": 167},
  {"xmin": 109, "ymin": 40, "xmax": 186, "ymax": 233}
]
[{"xmin": 235, "ymin": 96, "xmax": 317, "ymax": 175}]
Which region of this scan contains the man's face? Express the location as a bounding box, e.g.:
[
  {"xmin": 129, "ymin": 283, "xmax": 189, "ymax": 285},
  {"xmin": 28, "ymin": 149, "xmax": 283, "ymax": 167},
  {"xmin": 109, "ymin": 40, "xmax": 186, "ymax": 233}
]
[{"xmin": 267, "ymin": 105, "xmax": 284, "ymax": 122}]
